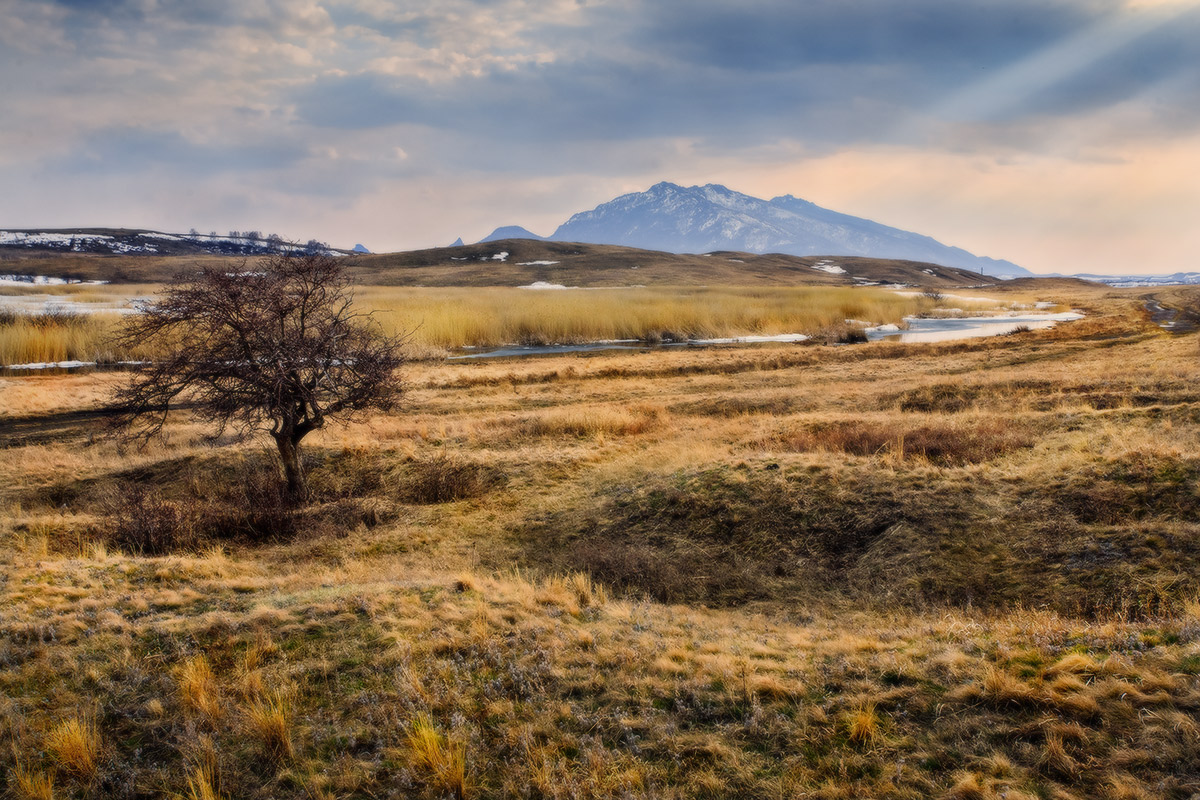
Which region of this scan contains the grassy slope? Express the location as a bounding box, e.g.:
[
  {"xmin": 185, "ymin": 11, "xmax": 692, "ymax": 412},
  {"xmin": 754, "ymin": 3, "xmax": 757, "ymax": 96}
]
[
  {"xmin": 3, "ymin": 285, "xmax": 1200, "ymax": 799},
  {"xmin": 2, "ymin": 239, "xmax": 1003, "ymax": 288}
]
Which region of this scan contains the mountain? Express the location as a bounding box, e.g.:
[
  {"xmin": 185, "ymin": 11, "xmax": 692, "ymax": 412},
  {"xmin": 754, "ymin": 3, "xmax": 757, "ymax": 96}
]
[
  {"xmin": 542, "ymin": 182, "xmax": 1032, "ymax": 278},
  {"xmin": 353, "ymin": 243, "xmax": 371, "ymax": 254},
  {"xmin": 480, "ymin": 225, "xmax": 546, "ymax": 243}
]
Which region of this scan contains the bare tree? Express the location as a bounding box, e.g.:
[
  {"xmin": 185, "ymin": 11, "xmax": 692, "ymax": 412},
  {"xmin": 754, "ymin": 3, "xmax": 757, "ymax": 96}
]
[{"xmin": 111, "ymin": 252, "xmax": 405, "ymax": 498}]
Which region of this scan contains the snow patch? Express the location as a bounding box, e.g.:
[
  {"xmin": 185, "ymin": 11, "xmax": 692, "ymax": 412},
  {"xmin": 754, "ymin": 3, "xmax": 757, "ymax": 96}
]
[
  {"xmin": 516, "ymin": 260, "xmax": 560, "ymax": 266},
  {"xmin": 518, "ymin": 281, "xmax": 572, "ymax": 290},
  {"xmin": 811, "ymin": 260, "xmax": 847, "ymax": 275},
  {"xmin": 690, "ymin": 333, "xmax": 809, "ymax": 345},
  {"xmin": 0, "ymin": 273, "xmax": 108, "ymax": 287}
]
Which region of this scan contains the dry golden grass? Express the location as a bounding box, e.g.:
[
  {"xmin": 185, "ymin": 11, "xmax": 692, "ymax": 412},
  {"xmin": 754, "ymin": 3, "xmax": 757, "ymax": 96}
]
[
  {"xmin": 179, "ymin": 654, "xmax": 223, "ymax": 722},
  {"xmin": 1, "ymin": 283, "xmax": 1004, "ymax": 365},
  {"xmin": 3, "ymin": 283, "xmax": 1200, "ymax": 798},
  {"xmin": 244, "ymin": 687, "xmax": 295, "ymax": 765},
  {"xmin": 407, "ymin": 714, "xmax": 469, "ymax": 799},
  {"xmin": 361, "ymin": 285, "xmax": 951, "ymax": 349},
  {"xmin": 44, "ymin": 716, "xmax": 101, "ymax": 782},
  {"xmin": 10, "ymin": 763, "xmax": 55, "ymax": 800}
]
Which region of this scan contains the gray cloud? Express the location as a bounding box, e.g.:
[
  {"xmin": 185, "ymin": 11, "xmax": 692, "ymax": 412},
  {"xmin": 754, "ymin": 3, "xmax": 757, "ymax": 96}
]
[
  {"xmin": 289, "ymin": 0, "xmax": 1200, "ymax": 151},
  {"xmin": 4, "ymin": 0, "xmax": 1200, "ymax": 271}
]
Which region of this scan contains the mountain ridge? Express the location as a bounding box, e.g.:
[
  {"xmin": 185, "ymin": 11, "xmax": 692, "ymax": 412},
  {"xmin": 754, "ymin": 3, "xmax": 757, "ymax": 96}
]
[{"xmin": 482, "ymin": 182, "xmax": 1032, "ymax": 278}]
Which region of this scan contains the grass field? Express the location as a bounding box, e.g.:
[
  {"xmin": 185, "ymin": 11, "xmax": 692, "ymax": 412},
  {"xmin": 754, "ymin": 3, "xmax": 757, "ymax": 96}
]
[{"xmin": 2, "ymin": 283, "xmax": 1199, "ymax": 799}]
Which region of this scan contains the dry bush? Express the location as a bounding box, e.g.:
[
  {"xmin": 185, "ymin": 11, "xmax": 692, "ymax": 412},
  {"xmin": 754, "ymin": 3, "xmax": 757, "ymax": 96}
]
[
  {"xmin": 101, "ymin": 473, "xmax": 296, "ymax": 553},
  {"xmin": 806, "ymin": 322, "xmax": 869, "ymax": 345},
  {"xmin": 773, "ymin": 417, "xmax": 1034, "ymax": 465},
  {"xmin": 514, "ymin": 404, "xmax": 666, "ymax": 438},
  {"xmin": 101, "ymin": 484, "xmax": 200, "ymax": 555},
  {"xmin": 404, "ymin": 452, "xmax": 505, "ymax": 504}
]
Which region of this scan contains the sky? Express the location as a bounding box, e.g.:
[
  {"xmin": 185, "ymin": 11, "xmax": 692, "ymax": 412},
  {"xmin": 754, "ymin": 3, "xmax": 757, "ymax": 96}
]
[{"xmin": 2, "ymin": 0, "xmax": 1199, "ymax": 275}]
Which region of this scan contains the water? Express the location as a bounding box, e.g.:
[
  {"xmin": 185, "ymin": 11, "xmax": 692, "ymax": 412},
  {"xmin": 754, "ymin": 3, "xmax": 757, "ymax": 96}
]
[{"xmin": 866, "ymin": 312, "xmax": 1083, "ymax": 344}]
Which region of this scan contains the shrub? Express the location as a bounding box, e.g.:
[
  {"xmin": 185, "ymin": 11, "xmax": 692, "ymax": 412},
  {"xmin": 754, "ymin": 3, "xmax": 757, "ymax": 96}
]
[
  {"xmin": 102, "ymin": 484, "xmax": 199, "ymax": 555},
  {"xmin": 405, "ymin": 453, "xmax": 504, "ymax": 504}
]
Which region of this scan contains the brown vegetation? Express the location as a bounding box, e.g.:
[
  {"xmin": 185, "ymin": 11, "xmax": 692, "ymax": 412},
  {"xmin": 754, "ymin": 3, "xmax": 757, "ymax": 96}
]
[{"xmin": 2, "ymin": 282, "xmax": 1199, "ymax": 798}]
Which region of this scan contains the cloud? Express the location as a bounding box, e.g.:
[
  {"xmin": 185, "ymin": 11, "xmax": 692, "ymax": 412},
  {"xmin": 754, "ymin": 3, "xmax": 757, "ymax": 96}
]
[{"xmin": 4, "ymin": 0, "xmax": 1200, "ymax": 273}]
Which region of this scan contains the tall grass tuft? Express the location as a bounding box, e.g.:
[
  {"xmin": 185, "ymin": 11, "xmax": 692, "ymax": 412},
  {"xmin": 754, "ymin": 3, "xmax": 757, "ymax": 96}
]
[
  {"xmin": 845, "ymin": 702, "xmax": 881, "ymax": 748},
  {"xmin": 45, "ymin": 716, "xmax": 101, "ymax": 782},
  {"xmin": 179, "ymin": 654, "xmax": 223, "ymax": 722},
  {"xmin": 245, "ymin": 687, "xmax": 295, "ymax": 764},
  {"xmin": 11, "ymin": 763, "xmax": 55, "ymax": 800},
  {"xmin": 407, "ymin": 714, "xmax": 469, "ymax": 799}
]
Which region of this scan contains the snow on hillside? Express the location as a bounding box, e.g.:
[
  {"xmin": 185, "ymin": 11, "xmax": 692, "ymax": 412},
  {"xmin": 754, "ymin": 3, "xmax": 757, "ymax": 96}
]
[{"xmin": 0, "ymin": 231, "xmax": 160, "ymax": 253}]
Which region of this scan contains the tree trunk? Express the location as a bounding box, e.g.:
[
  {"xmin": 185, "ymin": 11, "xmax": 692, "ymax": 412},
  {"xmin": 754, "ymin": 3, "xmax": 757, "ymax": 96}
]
[{"xmin": 274, "ymin": 433, "xmax": 306, "ymax": 500}]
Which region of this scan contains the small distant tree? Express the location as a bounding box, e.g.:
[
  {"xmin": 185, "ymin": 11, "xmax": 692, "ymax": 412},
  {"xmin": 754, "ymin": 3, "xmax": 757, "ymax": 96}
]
[{"xmin": 111, "ymin": 253, "xmax": 405, "ymax": 498}]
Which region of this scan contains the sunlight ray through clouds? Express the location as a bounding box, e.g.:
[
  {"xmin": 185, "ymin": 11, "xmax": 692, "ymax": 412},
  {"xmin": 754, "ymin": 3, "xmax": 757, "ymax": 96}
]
[{"xmin": 926, "ymin": 1, "xmax": 1196, "ymax": 126}]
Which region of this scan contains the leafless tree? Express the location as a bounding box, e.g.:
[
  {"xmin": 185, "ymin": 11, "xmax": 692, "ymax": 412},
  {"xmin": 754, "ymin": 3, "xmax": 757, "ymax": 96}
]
[{"xmin": 111, "ymin": 252, "xmax": 405, "ymax": 498}]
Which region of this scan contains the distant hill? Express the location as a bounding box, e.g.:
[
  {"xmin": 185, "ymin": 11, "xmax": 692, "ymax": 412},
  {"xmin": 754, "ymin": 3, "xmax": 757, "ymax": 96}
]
[
  {"xmin": 486, "ymin": 182, "xmax": 1032, "ymax": 278},
  {"xmin": 0, "ymin": 228, "xmax": 1055, "ymax": 290},
  {"xmin": 347, "ymin": 239, "xmax": 1006, "ymax": 289},
  {"xmin": 479, "ymin": 225, "xmax": 546, "ymax": 243},
  {"xmin": 1065, "ymin": 272, "xmax": 1200, "ymax": 288}
]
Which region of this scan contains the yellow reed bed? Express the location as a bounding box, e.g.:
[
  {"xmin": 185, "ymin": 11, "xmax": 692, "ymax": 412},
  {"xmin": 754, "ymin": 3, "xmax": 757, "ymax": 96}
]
[
  {"xmin": 0, "ymin": 285, "xmax": 983, "ymax": 366},
  {"xmin": 359, "ymin": 285, "xmax": 941, "ymax": 349}
]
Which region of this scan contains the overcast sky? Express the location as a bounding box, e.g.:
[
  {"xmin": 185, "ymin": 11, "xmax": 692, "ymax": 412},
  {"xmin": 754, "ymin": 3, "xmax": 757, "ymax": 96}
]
[{"xmin": 2, "ymin": 0, "xmax": 1198, "ymax": 274}]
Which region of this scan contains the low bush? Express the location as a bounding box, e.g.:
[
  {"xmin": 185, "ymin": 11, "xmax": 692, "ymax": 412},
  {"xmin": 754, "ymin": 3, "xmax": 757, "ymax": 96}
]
[
  {"xmin": 101, "ymin": 468, "xmax": 296, "ymax": 554},
  {"xmin": 404, "ymin": 453, "xmax": 505, "ymax": 504},
  {"xmin": 770, "ymin": 418, "xmax": 1034, "ymax": 465}
]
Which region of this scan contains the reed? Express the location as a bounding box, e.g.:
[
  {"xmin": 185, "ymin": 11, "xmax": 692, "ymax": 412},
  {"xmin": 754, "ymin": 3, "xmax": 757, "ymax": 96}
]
[
  {"xmin": 1, "ymin": 285, "xmax": 972, "ymax": 365},
  {"xmin": 0, "ymin": 311, "xmax": 135, "ymax": 366},
  {"xmin": 359, "ymin": 285, "xmax": 949, "ymax": 349}
]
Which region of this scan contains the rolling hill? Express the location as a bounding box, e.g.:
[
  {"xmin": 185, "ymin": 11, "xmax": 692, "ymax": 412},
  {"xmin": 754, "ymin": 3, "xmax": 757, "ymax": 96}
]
[
  {"xmin": 348, "ymin": 239, "xmax": 1004, "ymax": 288},
  {"xmin": 2, "ymin": 229, "xmax": 1028, "ymax": 289}
]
